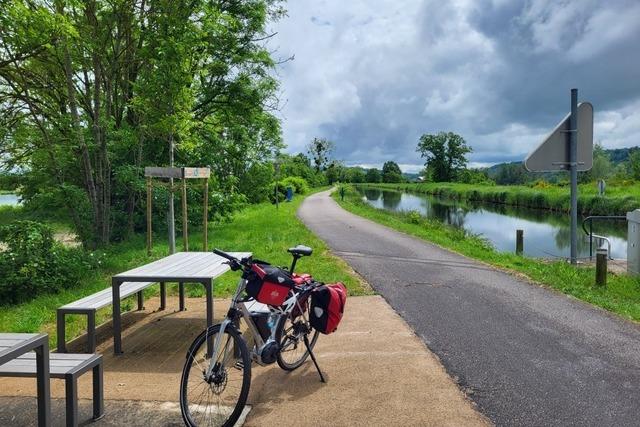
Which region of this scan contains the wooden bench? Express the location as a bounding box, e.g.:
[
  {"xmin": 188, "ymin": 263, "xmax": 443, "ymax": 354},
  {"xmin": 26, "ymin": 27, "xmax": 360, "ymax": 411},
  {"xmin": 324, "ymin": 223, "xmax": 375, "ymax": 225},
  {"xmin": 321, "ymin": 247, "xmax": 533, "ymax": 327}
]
[
  {"xmin": 57, "ymin": 281, "xmax": 157, "ymax": 353},
  {"xmin": 0, "ymin": 352, "xmax": 103, "ymax": 427}
]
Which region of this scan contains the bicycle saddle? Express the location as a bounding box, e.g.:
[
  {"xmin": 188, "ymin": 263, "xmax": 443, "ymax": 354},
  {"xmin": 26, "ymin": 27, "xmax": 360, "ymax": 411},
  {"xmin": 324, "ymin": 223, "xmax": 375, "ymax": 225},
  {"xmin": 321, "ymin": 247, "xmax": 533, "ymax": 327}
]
[{"xmin": 288, "ymin": 245, "xmax": 313, "ymax": 257}]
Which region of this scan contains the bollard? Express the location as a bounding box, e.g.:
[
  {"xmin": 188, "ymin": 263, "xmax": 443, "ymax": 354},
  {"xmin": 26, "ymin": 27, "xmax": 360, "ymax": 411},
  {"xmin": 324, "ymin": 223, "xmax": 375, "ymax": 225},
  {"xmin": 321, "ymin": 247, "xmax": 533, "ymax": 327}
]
[
  {"xmin": 595, "ymin": 248, "xmax": 607, "ymax": 286},
  {"xmin": 516, "ymin": 229, "xmax": 524, "ymax": 256}
]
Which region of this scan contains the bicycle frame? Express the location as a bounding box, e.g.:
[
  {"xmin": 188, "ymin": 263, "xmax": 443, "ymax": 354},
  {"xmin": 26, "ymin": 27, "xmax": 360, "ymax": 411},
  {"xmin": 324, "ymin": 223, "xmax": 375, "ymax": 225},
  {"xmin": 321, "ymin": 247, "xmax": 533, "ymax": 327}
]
[{"xmin": 206, "ymin": 276, "xmax": 311, "ymax": 378}]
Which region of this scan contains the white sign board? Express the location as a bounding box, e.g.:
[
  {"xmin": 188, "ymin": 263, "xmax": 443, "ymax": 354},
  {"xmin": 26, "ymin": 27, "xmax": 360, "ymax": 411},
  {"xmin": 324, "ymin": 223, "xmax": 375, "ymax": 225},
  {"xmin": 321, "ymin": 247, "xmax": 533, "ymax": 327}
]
[{"xmin": 524, "ymin": 102, "xmax": 593, "ymax": 172}]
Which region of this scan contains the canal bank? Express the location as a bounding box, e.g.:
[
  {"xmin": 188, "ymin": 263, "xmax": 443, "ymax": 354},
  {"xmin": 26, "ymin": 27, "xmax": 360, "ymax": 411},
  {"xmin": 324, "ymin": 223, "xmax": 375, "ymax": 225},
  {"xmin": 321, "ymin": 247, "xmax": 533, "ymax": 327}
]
[
  {"xmin": 356, "ymin": 186, "xmax": 627, "ymax": 259},
  {"xmin": 371, "ymin": 182, "xmax": 640, "ymax": 216},
  {"xmin": 335, "ymin": 186, "xmax": 640, "ymax": 322}
]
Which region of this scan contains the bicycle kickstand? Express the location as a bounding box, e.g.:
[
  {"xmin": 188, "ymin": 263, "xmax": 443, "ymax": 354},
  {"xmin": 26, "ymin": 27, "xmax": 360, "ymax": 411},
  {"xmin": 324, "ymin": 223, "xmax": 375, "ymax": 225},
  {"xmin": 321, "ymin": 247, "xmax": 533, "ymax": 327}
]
[{"xmin": 304, "ymin": 334, "xmax": 326, "ymax": 383}]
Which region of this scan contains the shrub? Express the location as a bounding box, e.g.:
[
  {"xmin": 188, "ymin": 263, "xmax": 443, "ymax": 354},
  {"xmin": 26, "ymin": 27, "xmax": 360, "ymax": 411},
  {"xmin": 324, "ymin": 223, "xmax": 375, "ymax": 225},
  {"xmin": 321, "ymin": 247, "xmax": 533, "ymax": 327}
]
[
  {"xmin": 406, "ymin": 210, "xmax": 423, "ymax": 224},
  {"xmin": 280, "ymin": 177, "xmax": 310, "ymax": 195},
  {"xmin": 0, "ymin": 221, "xmax": 101, "ymax": 304}
]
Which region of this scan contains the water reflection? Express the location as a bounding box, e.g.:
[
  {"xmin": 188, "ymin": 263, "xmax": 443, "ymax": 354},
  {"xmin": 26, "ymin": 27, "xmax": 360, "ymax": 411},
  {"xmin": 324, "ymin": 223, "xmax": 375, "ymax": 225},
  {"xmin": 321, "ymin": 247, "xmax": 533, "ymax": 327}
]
[{"xmin": 357, "ymin": 187, "xmax": 628, "ymax": 259}]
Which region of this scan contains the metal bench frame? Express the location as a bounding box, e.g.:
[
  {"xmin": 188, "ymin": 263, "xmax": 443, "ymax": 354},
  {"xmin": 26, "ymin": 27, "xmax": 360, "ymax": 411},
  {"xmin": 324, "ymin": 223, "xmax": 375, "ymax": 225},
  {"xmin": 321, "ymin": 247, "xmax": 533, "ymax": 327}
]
[
  {"xmin": 57, "ymin": 281, "xmax": 162, "ymax": 353},
  {"xmin": 0, "ymin": 352, "xmax": 103, "ymax": 427}
]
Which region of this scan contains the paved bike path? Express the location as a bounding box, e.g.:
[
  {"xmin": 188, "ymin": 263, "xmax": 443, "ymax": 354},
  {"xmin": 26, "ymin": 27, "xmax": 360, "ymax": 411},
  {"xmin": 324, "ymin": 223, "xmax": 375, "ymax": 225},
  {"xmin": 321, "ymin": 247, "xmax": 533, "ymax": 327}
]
[{"xmin": 298, "ymin": 189, "xmax": 640, "ymax": 427}]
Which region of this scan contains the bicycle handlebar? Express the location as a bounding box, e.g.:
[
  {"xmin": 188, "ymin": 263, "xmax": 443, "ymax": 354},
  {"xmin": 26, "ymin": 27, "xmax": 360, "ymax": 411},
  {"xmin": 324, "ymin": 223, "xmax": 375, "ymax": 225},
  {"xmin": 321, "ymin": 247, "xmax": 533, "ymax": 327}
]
[{"xmin": 213, "ymin": 248, "xmax": 238, "ymax": 262}]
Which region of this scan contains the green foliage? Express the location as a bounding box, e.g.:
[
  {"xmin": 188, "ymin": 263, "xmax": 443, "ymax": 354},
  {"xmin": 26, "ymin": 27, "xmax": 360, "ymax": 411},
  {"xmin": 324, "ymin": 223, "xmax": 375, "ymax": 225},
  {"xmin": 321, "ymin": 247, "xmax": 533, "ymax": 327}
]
[
  {"xmin": 280, "ymin": 176, "xmax": 310, "ymax": 195},
  {"xmin": 458, "ymin": 168, "xmax": 494, "ymax": 185},
  {"xmin": 382, "ymin": 161, "xmax": 403, "ymax": 183},
  {"xmin": 494, "ymin": 162, "xmax": 528, "ymax": 185},
  {"xmin": 0, "ymin": 0, "xmax": 285, "ymax": 246},
  {"xmin": 238, "ymin": 162, "xmax": 274, "ymax": 203},
  {"xmin": 278, "ymin": 153, "xmax": 325, "ymax": 187},
  {"xmin": 629, "ymin": 150, "xmax": 640, "ymax": 180},
  {"xmin": 269, "ymin": 177, "xmax": 310, "ymax": 203},
  {"xmin": 0, "ymin": 221, "xmax": 101, "ymax": 304},
  {"xmin": 325, "ymin": 161, "xmax": 346, "ymax": 184},
  {"xmin": 345, "ymin": 167, "xmax": 366, "ymax": 183},
  {"xmin": 365, "ymin": 168, "xmax": 382, "ymax": 183},
  {"xmin": 579, "ymin": 144, "xmax": 612, "ymax": 183},
  {"xmin": 417, "ymin": 132, "xmax": 472, "ymax": 182},
  {"xmin": 306, "ymin": 137, "xmax": 335, "ymax": 172}
]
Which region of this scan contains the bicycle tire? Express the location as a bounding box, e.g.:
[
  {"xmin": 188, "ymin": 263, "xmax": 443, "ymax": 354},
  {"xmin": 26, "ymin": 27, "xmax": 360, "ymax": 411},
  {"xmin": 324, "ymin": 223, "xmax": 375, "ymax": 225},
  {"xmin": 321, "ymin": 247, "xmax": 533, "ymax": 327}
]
[
  {"xmin": 180, "ymin": 324, "xmax": 251, "ymax": 427},
  {"xmin": 275, "ymin": 306, "xmax": 320, "ymax": 371}
]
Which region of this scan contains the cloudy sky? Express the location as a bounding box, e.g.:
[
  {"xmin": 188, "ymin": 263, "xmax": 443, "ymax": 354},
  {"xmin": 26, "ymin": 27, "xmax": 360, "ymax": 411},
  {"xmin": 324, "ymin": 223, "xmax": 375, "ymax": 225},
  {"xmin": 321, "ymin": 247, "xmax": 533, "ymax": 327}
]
[{"xmin": 269, "ymin": 0, "xmax": 640, "ymax": 171}]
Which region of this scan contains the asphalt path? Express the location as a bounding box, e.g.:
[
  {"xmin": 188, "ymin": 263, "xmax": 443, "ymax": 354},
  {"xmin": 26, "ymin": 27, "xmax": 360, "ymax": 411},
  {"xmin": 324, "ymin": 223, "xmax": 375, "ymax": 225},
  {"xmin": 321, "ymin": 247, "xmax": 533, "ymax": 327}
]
[{"xmin": 298, "ymin": 189, "xmax": 640, "ymax": 427}]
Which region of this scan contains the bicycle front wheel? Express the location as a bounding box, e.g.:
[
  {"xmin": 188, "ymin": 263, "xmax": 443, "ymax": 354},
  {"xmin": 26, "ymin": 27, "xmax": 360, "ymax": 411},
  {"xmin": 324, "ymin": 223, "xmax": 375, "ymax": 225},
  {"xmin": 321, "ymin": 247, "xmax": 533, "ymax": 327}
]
[{"xmin": 180, "ymin": 324, "xmax": 251, "ymax": 427}]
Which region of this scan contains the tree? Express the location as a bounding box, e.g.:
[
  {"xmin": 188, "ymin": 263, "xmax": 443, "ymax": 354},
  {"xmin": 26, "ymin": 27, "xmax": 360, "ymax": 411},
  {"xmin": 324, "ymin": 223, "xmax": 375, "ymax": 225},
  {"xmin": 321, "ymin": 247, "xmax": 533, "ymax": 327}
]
[
  {"xmin": 579, "ymin": 144, "xmax": 612, "ymax": 183},
  {"xmin": 345, "ymin": 167, "xmax": 366, "ymax": 183},
  {"xmin": 416, "ymin": 132, "xmax": 472, "ymax": 182},
  {"xmin": 382, "ymin": 161, "xmax": 403, "ymax": 183},
  {"xmin": 495, "ymin": 163, "xmax": 527, "ymax": 185},
  {"xmin": 629, "ymin": 149, "xmax": 640, "ymax": 180},
  {"xmin": 306, "ymin": 138, "xmax": 335, "ymax": 172},
  {"xmin": 0, "ymin": 0, "xmax": 285, "ymax": 246},
  {"xmin": 365, "ymin": 168, "xmax": 382, "ymax": 183}
]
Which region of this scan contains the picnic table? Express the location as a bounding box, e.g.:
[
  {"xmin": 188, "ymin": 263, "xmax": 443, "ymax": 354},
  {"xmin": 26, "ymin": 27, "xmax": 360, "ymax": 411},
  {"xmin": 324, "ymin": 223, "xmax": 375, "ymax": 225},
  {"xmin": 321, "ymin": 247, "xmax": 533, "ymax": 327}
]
[
  {"xmin": 0, "ymin": 333, "xmax": 51, "ymax": 426},
  {"xmin": 112, "ymin": 251, "xmax": 250, "ymax": 354}
]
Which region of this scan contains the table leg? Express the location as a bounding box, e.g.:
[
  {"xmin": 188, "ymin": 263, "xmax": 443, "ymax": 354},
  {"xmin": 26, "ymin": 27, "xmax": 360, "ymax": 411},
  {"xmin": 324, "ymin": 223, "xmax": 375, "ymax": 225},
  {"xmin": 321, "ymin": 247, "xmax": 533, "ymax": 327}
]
[
  {"xmin": 160, "ymin": 282, "xmax": 166, "ymax": 310},
  {"xmin": 64, "ymin": 375, "xmax": 77, "ymax": 427},
  {"xmin": 179, "ymin": 282, "xmax": 185, "ymax": 311},
  {"xmin": 205, "ymin": 280, "xmax": 214, "ymax": 356},
  {"xmin": 35, "ymin": 340, "xmax": 51, "ymax": 427},
  {"xmin": 112, "ymin": 279, "xmax": 123, "ymax": 355},
  {"xmin": 93, "ymin": 363, "xmax": 104, "ymax": 420}
]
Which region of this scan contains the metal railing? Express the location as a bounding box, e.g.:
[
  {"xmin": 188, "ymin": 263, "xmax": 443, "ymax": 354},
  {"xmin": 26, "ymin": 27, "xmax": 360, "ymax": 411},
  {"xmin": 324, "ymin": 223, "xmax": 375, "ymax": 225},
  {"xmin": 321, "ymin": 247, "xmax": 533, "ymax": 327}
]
[{"xmin": 581, "ymin": 216, "xmax": 626, "ymax": 258}]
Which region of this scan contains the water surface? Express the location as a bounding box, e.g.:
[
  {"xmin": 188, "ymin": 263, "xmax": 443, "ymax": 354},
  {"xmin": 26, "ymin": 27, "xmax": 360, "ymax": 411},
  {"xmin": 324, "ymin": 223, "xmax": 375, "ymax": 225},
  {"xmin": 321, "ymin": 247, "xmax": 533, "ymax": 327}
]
[{"xmin": 357, "ymin": 187, "xmax": 627, "ymax": 259}]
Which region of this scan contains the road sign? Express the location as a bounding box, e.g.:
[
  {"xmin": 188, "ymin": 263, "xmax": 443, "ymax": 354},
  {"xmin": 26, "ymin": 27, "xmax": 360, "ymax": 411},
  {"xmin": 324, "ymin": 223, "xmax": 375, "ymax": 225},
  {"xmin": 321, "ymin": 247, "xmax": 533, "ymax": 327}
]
[{"xmin": 524, "ymin": 102, "xmax": 593, "ymax": 172}]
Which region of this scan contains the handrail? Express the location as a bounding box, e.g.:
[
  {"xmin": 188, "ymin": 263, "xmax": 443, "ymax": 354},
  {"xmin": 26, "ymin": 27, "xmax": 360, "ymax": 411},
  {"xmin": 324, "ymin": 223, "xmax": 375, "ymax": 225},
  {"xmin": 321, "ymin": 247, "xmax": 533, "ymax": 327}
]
[{"xmin": 581, "ymin": 215, "xmax": 626, "ymax": 258}]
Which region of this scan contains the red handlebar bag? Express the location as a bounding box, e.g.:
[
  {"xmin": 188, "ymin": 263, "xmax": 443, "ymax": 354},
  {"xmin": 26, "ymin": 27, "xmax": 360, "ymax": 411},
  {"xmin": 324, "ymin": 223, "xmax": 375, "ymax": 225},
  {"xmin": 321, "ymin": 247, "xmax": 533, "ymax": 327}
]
[
  {"xmin": 310, "ymin": 283, "xmax": 347, "ymax": 334},
  {"xmin": 246, "ymin": 263, "xmax": 295, "ymax": 306}
]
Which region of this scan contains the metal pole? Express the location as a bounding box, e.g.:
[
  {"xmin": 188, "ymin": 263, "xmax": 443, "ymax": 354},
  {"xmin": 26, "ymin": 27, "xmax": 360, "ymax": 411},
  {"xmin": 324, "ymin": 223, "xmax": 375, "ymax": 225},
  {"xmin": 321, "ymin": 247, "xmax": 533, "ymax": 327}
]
[
  {"xmin": 595, "ymin": 248, "xmax": 607, "ymax": 286},
  {"xmin": 182, "ymin": 179, "xmax": 188, "ymax": 251},
  {"xmin": 168, "ymin": 135, "xmax": 176, "ymax": 255},
  {"xmin": 146, "ymin": 177, "xmax": 152, "ymax": 256},
  {"xmin": 569, "ymin": 88, "xmax": 578, "ymax": 265},
  {"xmin": 203, "ymin": 179, "xmax": 208, "ymax": 251},
  {"xmin": 516, "ymin": 229, "xmax": 524, "ymax": 256}
]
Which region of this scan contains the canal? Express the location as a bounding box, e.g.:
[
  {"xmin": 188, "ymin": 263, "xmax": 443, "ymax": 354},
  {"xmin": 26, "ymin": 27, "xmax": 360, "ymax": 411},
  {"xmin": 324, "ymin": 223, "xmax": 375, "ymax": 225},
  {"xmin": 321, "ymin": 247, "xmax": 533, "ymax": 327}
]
[{"xmin": 356, "ymin": 187, "xmax": 628, "ymax": 259}]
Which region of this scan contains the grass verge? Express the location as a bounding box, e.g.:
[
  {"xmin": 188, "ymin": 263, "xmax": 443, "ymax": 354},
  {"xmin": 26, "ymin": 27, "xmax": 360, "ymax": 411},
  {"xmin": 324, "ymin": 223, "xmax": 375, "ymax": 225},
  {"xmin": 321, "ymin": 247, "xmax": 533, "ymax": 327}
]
[
  {"xmin": 334, "ymin": 186, "xmax": 640, "ymax": 322},
  {"xmin": 367, "ymin": 182, "xmax": 640, "ymax": 216},
  {"xmin": 0, "ymin": 190, "xmax": 370, "ymax": 347}
]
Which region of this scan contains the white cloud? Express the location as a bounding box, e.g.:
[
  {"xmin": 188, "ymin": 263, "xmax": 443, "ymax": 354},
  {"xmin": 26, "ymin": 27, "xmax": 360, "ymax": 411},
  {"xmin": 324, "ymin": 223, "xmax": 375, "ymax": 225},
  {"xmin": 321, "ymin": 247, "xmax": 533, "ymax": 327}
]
[{"xmin": 270, "ymin": 0, "xmax": 640, "ymax": 166}]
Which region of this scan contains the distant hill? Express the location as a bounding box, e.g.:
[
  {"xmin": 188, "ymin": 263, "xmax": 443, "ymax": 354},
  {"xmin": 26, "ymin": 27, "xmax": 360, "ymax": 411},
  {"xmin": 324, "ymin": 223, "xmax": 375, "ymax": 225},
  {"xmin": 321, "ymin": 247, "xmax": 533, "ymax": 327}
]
[
  {"xmin": 402, "ymin": 172, "xmax": 421, "ymax": 182},
  {"xmin": 485, "ymin": 146, "xmax": 637, "ymax": 182}
]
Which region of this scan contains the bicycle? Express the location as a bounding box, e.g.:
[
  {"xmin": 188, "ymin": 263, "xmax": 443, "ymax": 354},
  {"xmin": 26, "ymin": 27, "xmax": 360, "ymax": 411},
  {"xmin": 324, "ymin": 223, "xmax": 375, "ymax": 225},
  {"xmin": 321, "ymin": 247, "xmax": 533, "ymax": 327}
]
[{"xmin": 180, "ymin": 245, "xmax": 325, "ymax": 427}]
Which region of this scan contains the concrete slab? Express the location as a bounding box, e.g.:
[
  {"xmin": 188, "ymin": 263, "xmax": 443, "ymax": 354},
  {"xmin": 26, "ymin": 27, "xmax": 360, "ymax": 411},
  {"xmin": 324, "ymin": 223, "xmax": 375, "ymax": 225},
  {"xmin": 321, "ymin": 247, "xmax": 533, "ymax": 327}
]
[{"xmin": 0, "ymin": 296, "xmax": 489, "ymax": 426}]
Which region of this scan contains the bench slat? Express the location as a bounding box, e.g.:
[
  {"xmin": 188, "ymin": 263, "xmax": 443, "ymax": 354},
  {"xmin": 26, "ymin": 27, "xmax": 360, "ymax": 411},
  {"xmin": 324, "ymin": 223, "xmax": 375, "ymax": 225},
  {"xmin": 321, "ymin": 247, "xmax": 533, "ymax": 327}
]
[
  {"xmin": 60, "ymin": 281, "xmax": 155, "ymax": 311},
  {"xmin": 0, "ymin": 353, "xmax": 100, "ymax": 377}
]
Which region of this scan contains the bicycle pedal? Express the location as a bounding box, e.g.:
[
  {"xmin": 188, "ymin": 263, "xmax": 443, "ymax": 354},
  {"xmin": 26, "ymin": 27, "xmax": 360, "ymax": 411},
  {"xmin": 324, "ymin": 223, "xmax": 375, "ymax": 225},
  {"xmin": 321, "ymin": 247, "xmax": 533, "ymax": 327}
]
[{"xmin": 234, "ymin": 360, "xmax": 244, "ymax": 370}]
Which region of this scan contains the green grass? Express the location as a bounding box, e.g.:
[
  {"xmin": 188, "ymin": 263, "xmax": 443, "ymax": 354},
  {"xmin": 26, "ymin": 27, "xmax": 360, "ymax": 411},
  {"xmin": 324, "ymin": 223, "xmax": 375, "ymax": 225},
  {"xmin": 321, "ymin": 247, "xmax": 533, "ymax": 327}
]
[
  {"xmin": 334, "ymin": 186, "xmax": 640, "ymax": 322},
  {"xmin": 367, "ymin": 181, "xmax": 640, "ymax": 216},
  {"xmin": 0, "ymin": 190, "xmax": 370, "ymax": 347}
]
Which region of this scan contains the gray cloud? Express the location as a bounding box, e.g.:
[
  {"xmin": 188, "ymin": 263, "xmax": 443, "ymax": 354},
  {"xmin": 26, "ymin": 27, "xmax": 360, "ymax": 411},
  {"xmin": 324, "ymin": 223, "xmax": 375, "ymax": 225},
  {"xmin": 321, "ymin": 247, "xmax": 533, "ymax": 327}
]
[{"xmin": 271, "ymin": 0, "xmax": 640, "ymax": 170}]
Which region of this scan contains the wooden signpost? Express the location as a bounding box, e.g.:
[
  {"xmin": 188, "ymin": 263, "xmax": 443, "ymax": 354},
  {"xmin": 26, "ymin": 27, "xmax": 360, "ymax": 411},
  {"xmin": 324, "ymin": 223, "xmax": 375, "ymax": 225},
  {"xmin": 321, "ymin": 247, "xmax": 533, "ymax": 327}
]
[{"xmin": 144, "ymin": 167, "xmax": 211, "ymax": 255}]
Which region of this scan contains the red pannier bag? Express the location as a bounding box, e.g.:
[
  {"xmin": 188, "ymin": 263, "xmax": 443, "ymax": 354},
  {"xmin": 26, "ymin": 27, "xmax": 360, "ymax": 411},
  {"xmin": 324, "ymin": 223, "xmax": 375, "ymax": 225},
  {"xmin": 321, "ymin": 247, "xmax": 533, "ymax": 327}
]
[
  {"xmin": 246, "ymin": 263, "xmax": 296, "ymax": 306},
  {"xmin": 310, "ymin": 283, "xmax": 347, "ymax": 334}
]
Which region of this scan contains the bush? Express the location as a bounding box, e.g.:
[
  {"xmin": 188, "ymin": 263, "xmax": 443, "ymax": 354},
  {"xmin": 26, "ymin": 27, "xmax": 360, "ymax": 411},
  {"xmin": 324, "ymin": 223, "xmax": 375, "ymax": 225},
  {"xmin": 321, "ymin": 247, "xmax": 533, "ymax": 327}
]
[
  {"xmin": 280, "ymin": 177, "xmax": 310, "ymax": 195},
  {"xmin": 268, "ymin": 177, "xmax": 310, "ymax": 203},
  {"xmin": 0, "ymin": 221, "xmax": 101, "ymax": 304}
]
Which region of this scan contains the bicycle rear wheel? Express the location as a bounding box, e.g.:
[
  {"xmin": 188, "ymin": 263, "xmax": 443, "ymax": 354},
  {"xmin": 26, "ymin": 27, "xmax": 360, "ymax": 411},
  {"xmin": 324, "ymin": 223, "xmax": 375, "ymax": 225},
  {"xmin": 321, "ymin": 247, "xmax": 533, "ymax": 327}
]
[
  {"xmin": 180, "ymin": 324, "xmax": 251, "ymax": 427},
  {"xmin": 276, "ymin": 304, "xmax": 320, "ymax": 371}
]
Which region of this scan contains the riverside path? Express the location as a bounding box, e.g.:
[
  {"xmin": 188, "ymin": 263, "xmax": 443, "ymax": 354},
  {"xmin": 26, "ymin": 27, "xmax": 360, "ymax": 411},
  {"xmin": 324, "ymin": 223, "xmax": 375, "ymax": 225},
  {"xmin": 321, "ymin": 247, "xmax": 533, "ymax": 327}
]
[{"xmin": 298, "ymin": 189, "xmax": 640, "ymax": 427}]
